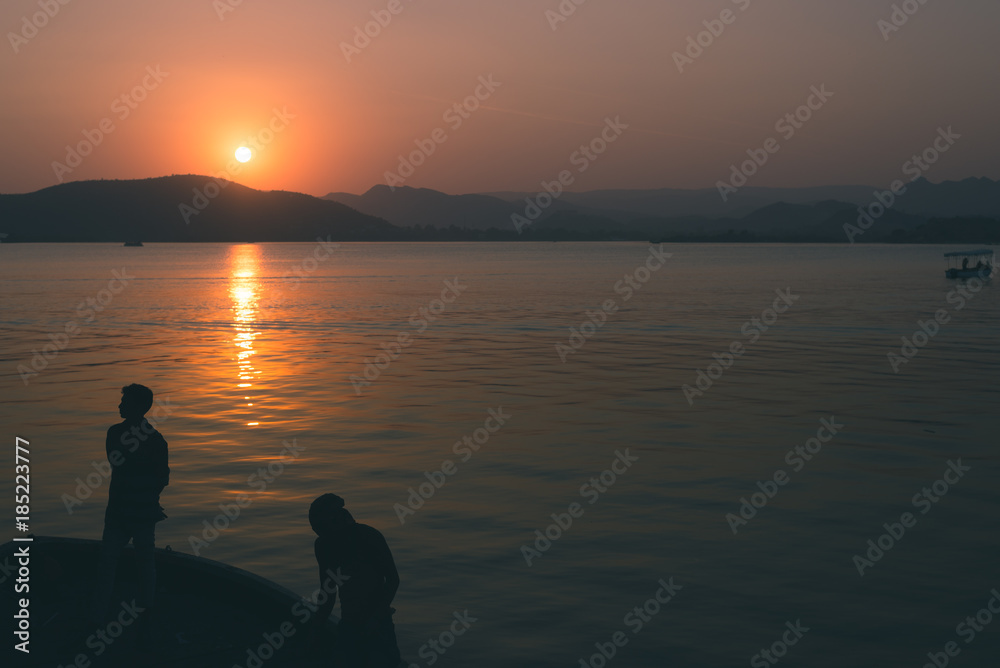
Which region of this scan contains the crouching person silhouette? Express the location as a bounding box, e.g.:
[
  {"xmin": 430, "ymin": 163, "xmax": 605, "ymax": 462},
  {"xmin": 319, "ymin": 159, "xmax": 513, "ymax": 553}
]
[
  {"xmin": 91, "ymin": 384, "xmax": 170, "ymax": 632},
  {"xmin": 309, "ymin": 494, "xmax": 401, "ymax": 667}
]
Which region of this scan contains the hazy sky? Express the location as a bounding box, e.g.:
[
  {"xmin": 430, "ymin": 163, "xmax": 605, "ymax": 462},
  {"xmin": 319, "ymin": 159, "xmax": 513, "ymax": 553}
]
[{"xmin": 1, "ymin": 0, "xmax": 997, "ymax": 195}]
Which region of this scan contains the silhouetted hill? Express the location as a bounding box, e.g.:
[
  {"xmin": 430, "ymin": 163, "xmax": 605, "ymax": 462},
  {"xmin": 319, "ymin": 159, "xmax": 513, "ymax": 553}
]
[
  {"xmin": 616, "ymin": 200, "xmax": 926, "ymax": 242},
  {"xmin": 323, "ymin": 183, "xmax": 884, "ymax": 232},
  {"xmin": 885, "ymin": 216, "xmax": 1000, "ymax": 244},
  {"xmin": 331, "ymin": 179, "xmax": 998, "ymax": 231},
  {"xmin": 324, "ymin": 185, "xmax": 524, "ymax": 230},
  {"xmin": 480, "ymin": 185, "xmax": 877, "ymax": 220},
  {"xmin": 324, "ymin": 178, "xmax": 998, "ymax": 242},
  {"xmin": 0, "ymin": 176, "xmax": 396, "ymax": 242},
  {"xmin": 739, "ymin": 201, "xmax": 854, "ymax": 234},
  {"xmin": 3, "ymin": 177, "xmax": 997, "ymax": 243},
  {"xmin": 893, "ymin": 177, "xmax": 1000, "ymax": 218}
]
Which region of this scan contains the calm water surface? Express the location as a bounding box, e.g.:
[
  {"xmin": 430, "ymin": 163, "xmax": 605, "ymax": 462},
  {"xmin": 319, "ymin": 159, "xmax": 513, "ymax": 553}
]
[{"xmin": 1, "ymin": 242, "xmax": 998, "ymax": 667}]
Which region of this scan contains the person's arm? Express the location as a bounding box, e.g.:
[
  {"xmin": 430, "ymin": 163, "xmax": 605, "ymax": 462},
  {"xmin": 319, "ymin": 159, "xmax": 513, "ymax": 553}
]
[
  {"xmin": 307, "ymin": 541, "xmax": 337, "ymax": 651},
  {"xmin": 156, "ymin": 435, "xmax": 170, "ymax": 490},
  {"xmin": 314, "ymin": 542, "xmax": 337, "ymax": 621},
  {"xmin": 106, "ymin": 427, "xmax": 119, "ymax": 463}
]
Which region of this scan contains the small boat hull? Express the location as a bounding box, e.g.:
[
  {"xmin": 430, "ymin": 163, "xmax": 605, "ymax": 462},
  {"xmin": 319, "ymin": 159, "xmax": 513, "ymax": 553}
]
[
  {"xmin": 945, "ymin": 267, "xmax": 992, "ymax": 279},
  {"xmin": 1, "ymin": 536, "xmax": 342, "ymax": 667}
]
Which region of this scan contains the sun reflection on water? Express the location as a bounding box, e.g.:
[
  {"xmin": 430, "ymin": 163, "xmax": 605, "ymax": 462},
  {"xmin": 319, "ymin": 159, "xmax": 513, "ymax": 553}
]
[{"xmin": 229, "ymin": 245, "xmax": 263, "ymax": 427}]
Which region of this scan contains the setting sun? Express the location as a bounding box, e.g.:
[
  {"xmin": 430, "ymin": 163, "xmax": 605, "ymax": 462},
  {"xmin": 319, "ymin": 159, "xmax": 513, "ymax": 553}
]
[{"xmin": 235, "ymin": 146, "xmax": 252, "ymax": 163}]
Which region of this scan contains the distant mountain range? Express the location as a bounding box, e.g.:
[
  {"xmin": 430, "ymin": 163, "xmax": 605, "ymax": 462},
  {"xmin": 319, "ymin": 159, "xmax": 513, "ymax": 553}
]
[
  {"xmin": 325, "ymin": 177, "xmax": 1000, "ymax": 230},
  {"xmin": 1, "ymin": 175, "xmax": 997, "ymax": 243},
  {"xmin": 323, "ymin": 183, "xmax": 880, "ymax": 230},
  {"xmin": 0, "ymin": 175, "xmax": 394, "ymax": 242}
]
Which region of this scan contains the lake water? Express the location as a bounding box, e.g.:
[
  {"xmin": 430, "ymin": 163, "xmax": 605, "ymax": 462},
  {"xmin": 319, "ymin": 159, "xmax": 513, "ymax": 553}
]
[{"xmin": 1, "ymin": 242, "xmax": 999, "ymax": 667}]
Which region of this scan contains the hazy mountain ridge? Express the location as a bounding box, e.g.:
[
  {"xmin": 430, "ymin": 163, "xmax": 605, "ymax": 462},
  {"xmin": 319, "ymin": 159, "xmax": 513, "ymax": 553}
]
[
  {"xmin": 327, "ymin": 178, "xmax": 1000, "ymax": 231},
  {"xmin": 479, "ymin": 185, "xmax": 880, "ymax": 220},
  {"xmin": 526, "ymin": 200, "xmax": 929, "ymax": 242},
  {"xmin": 323, "ymin": 185, "xmax": 523, "ymax": 231},
  {"xmin": 892, "ymin": 177, "xmax": 1000, "ymax": 218},
  {"xmin": 0, "ymin": 176, "xmax": 396, "ymax": 242},
  {"xmin": 1, "ymin": 176, "xmax": 997, "ymax": 243}
]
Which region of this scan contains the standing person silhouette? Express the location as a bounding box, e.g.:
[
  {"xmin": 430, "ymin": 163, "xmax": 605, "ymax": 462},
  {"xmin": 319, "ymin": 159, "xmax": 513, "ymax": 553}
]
[
  {"xmin": 91, "ymin": 384, "xmax": 170, "ymax": 629},
  {"xmin": 309, "ymin": 494, "xmax": 401, "ymax": 667}
]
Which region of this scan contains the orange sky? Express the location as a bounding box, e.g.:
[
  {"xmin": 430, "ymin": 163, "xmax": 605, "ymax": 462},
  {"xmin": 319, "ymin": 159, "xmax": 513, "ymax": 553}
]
[{"xmin": 1, "ymin": 0, "xmax": 997, "ymax": 196}]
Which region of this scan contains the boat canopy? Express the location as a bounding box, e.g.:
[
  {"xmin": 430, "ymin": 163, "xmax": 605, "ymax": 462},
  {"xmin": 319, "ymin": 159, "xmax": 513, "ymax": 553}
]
[{"xmin": 943, "ymin": 249, "xmax": 994, "ymax": 258}]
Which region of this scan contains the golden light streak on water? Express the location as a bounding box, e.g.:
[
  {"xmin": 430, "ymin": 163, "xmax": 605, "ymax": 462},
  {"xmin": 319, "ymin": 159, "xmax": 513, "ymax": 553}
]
[{"xmin": 228, "ymin": 244, "xmax": 263, "ymax": 428}]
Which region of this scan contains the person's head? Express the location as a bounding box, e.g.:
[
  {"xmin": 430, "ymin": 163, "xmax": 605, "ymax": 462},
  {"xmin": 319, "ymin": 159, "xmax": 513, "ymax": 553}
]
[
  {"xmin": 309, "ymin": 493, "xmax": 355, "ymax": 536},
  {"xmin": 119, "ymin": 383, "xmax": 154, "ymax": 420}
]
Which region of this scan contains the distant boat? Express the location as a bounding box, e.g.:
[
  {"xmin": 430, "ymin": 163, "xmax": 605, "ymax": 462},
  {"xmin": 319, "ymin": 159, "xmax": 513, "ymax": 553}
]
[
  {"xmin": 944, "ymin": 249, "xmax": 994, "ymax": 279},
  {"xmin": 123, "ymin": 240, "xmax": 144, "ymax": 247},
  {"xmin": 0, "ymin": 536, "xmax": 360, "ymax": 666}
]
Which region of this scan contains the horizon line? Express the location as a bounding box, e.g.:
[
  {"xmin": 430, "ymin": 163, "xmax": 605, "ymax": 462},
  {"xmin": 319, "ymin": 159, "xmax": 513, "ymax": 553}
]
[{"xmin": 3, "ymin": 173, "xmax": 994, "ymax": 199}]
